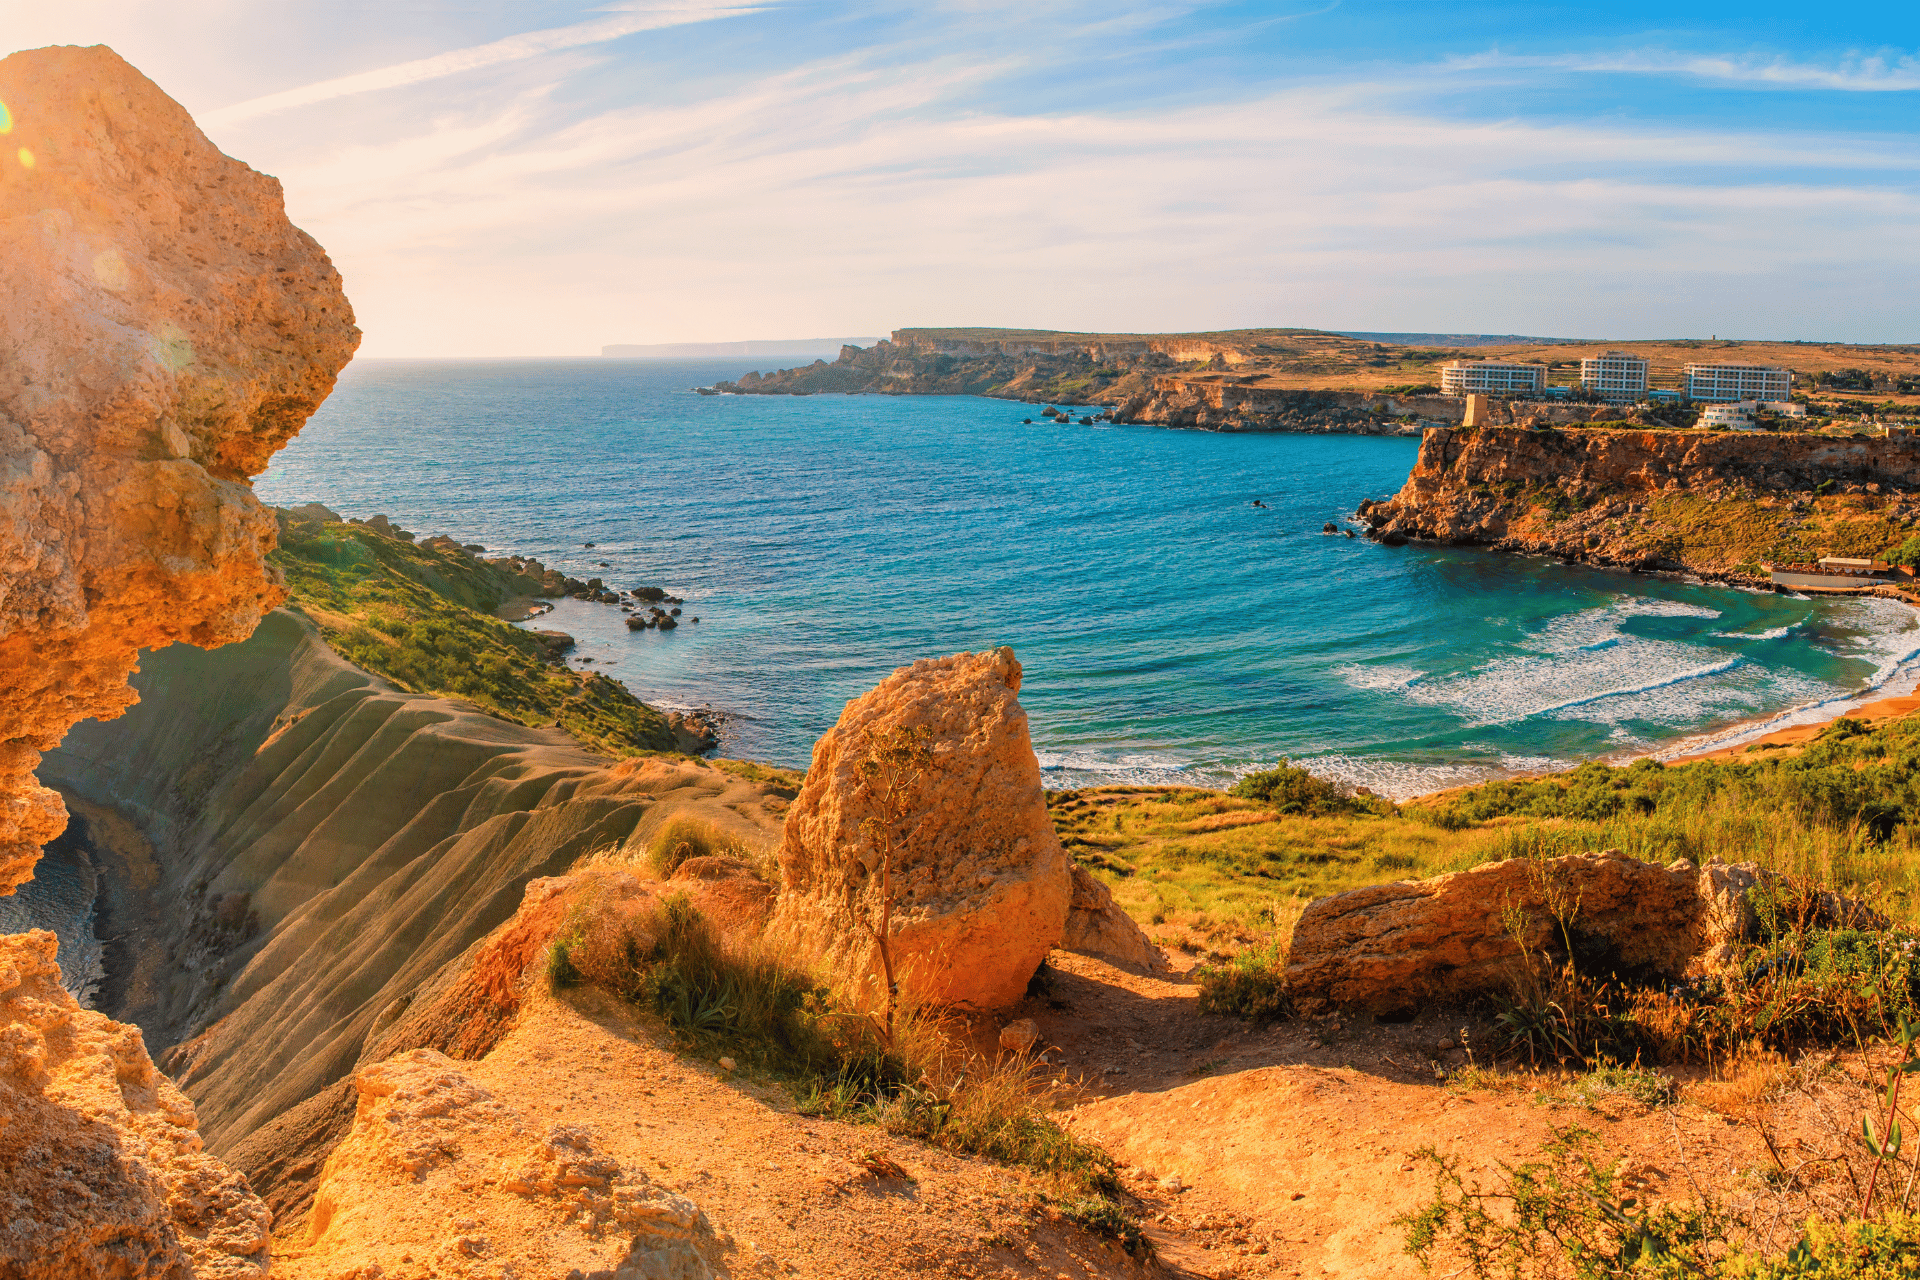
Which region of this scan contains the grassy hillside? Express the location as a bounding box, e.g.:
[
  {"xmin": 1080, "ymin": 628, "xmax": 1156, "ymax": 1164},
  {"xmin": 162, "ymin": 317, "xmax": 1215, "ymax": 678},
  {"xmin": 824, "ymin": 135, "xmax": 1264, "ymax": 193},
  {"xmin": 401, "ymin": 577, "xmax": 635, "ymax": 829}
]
[
  {"xmin": 270, "ymin": 508, "xmax": 680, "ymax": 756},
  {"xmin": 1057, "ymin": 717, "xmax": 1920, "ymax": 952}
]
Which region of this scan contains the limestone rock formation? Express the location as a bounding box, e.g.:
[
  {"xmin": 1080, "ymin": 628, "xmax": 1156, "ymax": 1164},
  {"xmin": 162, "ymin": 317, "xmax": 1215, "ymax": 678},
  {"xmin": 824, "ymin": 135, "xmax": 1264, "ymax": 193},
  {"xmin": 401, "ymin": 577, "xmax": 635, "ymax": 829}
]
[
  {"xmin": 1061, "ymin": 864, "xmax": 1170, "ymax": 973},
  {"xmin": 0, "ymin": 44, "xmax": 358, "ymax": 895},
  {"xmin": 292, "ymin": 1048, "xmax": 715, "ymax": 1280},
  {"xmin": 1285, "ymin": 852, "xmax": 1886, "ymax": 1015},
  {"xmin": 1362, "ymin": 425, "xmax": 1920, "ymax": 579},
  {"xmin": 0, "ymin": 931, "xmax": 272, "ymax": 1278},
  {"xmin": 772, "ymin": 648, "xmax": 1071, "ymax": 1010}
]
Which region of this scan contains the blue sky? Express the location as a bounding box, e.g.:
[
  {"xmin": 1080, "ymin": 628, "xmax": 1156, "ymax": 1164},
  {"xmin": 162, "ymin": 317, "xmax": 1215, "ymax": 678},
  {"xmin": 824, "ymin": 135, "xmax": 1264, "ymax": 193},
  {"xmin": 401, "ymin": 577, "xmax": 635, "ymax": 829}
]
[{"xmin": 6, "ymin": 1, "xmax": 1917, "ymax": 355}]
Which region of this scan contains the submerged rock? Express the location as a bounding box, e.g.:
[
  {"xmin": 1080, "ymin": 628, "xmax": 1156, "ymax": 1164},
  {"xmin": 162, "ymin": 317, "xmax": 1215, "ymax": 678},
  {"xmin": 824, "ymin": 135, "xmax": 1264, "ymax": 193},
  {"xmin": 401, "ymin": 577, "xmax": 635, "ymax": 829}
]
[{"xmin": 771, "ymin": 648, "xmax": 1071, "ymax": 1010}]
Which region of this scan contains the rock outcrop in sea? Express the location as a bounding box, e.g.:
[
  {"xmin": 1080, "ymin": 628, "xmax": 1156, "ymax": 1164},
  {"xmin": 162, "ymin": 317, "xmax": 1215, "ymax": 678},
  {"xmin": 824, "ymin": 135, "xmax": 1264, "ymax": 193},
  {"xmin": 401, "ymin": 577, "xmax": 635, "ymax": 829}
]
[
  {"xmin": 0, "ymin": 44, "xmax": 357, "ymax": 1275},
  {"xmin": 771, "ymin": 648, "xmax": 1073, "ymax": 1010}
]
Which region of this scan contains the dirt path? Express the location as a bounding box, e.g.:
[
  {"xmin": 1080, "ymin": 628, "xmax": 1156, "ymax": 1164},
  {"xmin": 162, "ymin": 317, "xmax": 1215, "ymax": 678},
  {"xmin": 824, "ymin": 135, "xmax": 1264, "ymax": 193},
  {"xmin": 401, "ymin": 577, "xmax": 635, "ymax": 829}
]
[{"xmin": 1007, "ymin": 953, "xmax": 1781, "ymax": 1279}]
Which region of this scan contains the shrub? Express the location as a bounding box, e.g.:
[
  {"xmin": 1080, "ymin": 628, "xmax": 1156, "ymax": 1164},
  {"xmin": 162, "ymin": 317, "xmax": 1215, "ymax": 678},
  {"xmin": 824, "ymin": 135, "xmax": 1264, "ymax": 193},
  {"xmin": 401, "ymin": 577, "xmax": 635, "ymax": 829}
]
[
  {"xmin": 1398, "ymin": 1126, "xmax": 1732, "ymax": 1279},
  {"xmin": 1195, "ymin": 937, "xmax": 1290, "ymax": 1023},
  {"xmin": 1724, "ymin": 1214, "xmax": 1920, "ymax": 1278},
  {"xmin": 644, "ymin": 816, "xmax": 743, "ymax": 879},
  {"xmin": 1230, "ymin": 760, "xmax": 1376, "ymax": 816}
]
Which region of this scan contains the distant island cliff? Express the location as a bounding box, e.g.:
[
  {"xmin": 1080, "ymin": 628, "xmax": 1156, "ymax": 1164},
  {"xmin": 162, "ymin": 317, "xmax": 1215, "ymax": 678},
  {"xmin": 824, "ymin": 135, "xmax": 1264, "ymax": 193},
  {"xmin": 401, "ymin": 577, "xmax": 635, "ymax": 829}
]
[{"xmin": 708, "ymin": 326, "xmax": 1920, "ymax": 436}]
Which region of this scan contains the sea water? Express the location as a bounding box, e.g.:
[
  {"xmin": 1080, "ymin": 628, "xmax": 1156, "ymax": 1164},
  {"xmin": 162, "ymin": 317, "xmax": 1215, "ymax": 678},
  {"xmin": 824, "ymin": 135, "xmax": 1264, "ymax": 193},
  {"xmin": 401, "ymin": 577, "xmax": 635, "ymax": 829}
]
[{"xmin": 254, "ymin": 358, "xmax": 1920, "ymax": 800}]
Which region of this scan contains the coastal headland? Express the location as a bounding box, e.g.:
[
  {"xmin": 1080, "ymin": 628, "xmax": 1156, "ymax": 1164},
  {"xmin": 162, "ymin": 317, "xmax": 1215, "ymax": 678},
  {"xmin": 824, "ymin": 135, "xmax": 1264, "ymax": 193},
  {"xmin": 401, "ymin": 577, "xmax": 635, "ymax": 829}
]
[
  {"xmin": 1361, "ymin": 425, "xmax": 1920, "ymax": 585},
  {"xmin": 710, "ymin": 326, "xmax": 1920, "ymax": 433}
]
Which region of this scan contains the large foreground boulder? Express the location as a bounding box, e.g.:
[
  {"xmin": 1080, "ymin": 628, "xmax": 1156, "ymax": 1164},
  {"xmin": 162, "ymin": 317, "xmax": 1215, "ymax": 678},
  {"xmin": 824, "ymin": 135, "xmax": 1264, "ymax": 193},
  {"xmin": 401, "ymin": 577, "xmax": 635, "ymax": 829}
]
[
  {"xmin": 772, "ymin": 648, "xmax": 1071, "ymax": 1010},
  {"xmin": 0, "ymin": 44, "xmax": 358, "ymax": 895},
  {"xmin": 0, "ymin": 44, "xmax": 356, "ymax": 1276},
  {"xmin": 0, "ymin": 932, "xmax": 272, "ymax": 1279},
  {"xmin": 1286, "ymin": 852, "xmax": 1883, "ymax": 1015}
]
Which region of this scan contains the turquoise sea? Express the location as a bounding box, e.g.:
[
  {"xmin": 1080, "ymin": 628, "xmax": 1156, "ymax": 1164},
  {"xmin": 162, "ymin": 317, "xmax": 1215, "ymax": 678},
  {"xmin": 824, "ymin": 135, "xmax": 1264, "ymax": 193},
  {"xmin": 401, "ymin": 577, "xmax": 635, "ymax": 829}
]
[{"xmin": 254, "ymin": 358, "xmax": 1920, "ymax": 799}]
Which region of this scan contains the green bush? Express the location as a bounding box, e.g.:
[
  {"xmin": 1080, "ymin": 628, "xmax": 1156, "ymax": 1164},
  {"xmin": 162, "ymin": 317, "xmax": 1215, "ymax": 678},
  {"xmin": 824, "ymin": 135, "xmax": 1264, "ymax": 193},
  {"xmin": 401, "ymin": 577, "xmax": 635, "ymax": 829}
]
[
  {"xmin": 1231, "ymin": 760, "xmax": 1378, "ymax": 816},
  {"xmin": 1725, "ymin": 1213, "xmax": 1920, "ymax": 1277},
  {"xmin": 1195, "ymin": 938, "xmax": 1290, "ymax": 1023}
]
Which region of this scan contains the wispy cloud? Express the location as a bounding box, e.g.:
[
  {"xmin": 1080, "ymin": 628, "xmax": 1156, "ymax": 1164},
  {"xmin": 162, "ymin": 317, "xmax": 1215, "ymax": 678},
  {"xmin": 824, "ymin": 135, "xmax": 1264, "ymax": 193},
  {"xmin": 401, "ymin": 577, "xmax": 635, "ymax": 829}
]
[
  {"xmin": 1447, "ymin": 48, "xmax": 1920, "ymax": 92},
  {"xmin": 200, "ymin": 2, "xmax": 768, "ymax": 127},
  {"xmin": 250, "ymin": 38, "xmax": 1920, "ymax": 354}
]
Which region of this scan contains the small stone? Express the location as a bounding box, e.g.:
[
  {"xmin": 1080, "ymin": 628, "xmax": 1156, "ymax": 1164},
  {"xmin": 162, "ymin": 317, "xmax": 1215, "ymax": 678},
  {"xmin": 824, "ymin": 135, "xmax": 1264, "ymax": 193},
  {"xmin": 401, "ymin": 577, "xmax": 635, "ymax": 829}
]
[
  {"xmin": 1158, "ymin": 1175, "xmax": 1184, "ymax": 1193},
  {"xmin": 1437, "ymin": 1038, "xmax": 1455, "ymax": 1051},
  {"xmin": 998, "ymin": 1019, "xmax": 1041, "ymax": 1055},
  {"xmin": 1289, "ymin": 1192, "xmax": 1305, "ymax": 1201},
  {"xmin": 718, "ymin": 1057, "xmax": 737, "ymax": 1072}
]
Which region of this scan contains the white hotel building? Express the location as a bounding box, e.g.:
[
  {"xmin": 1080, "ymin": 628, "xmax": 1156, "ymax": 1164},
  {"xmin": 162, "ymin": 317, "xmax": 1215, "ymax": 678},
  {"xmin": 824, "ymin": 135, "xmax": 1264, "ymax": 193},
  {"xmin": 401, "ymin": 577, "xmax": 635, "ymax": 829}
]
[
  {"xmin": 1580, "ymin": 352, "xmax": 1649, "ymax": 404},
  {"xmin": 1439, "ymin": 361, "xmax": 1548, "ymax": 396},
  {"xmin": 1685, "ymin": 363, "xmax": 1792, "ymax": 403}
]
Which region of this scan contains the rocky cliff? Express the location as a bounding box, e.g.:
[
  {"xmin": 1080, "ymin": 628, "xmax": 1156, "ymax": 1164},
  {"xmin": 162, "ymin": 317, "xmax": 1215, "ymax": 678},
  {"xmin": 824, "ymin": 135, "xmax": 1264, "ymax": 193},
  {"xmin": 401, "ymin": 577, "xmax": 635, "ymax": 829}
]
[
  {"xmin": 1108, "ymin": 379, "xmax": 1634, "ymax": 435},
  {"xmin": 1360, "ymin": 426, "xmax": 1920, "ymax": 579},
  {"xmin": 0, "ymin": 44, "xmax": 356, "ymax": 1275},
  {"xmin": 0, "ymin": 45, "xmax": 357, "ymax": 896}
]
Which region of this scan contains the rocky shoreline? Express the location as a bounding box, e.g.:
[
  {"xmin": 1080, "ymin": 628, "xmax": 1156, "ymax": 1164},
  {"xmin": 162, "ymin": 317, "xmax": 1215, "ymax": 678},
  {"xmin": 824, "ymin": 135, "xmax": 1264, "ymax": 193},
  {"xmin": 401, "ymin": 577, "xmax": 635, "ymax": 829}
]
[{"xmin": 1353, "ymin": 425, "xmax": 1920, "ymax": 587}]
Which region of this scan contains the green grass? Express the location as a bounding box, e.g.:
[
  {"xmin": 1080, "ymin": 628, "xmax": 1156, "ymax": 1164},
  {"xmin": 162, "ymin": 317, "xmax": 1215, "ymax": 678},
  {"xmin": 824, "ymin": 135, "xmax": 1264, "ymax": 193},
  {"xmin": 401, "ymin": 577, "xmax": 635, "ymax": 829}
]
[{"xmin": 272, "ymin": 513, "xmax": 679, "ymax": 756}]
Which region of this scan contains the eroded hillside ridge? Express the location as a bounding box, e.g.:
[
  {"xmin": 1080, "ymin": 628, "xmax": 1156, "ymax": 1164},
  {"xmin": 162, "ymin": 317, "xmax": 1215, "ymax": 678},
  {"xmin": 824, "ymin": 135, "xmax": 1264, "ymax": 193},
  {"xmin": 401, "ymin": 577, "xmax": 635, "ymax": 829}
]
[
  {"xmin": 0, "ymin": 45, "xmax": 359, "ymax": 896},
  {"xmin": 40, "ymin": 609, "xmax": 788, "ymax": 1224},
  {"xmin": 1365, "ymin": 426, "xmax": 1920, "ymax": 575}
]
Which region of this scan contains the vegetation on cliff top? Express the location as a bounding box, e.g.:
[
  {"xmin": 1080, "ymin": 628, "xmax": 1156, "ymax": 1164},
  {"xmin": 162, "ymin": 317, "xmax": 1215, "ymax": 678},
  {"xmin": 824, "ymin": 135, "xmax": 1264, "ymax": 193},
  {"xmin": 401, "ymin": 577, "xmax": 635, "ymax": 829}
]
[{"xmin": 271, "ymin": 508, "xmax": 680, "ymax": 756}]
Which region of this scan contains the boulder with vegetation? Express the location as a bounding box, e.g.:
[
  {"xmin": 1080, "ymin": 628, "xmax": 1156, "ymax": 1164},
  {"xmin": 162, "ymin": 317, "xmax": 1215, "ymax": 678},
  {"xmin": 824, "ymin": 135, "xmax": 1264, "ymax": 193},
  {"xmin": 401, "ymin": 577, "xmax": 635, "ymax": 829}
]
[
  {"xmin": 1285, "ymin": 851, "xmax": 1883, "ymax": 1015},
  {"xmin": 771, "ymin": 648, "xmax": 1071, "ymax": 1010}
]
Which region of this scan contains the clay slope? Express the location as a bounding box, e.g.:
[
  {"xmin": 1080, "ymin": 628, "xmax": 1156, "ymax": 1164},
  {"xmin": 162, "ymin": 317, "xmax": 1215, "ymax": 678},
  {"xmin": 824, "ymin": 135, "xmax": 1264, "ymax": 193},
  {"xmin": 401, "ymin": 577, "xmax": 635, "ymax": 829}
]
[{"xmin": 41, "ymin": 608, "xmax": 789, "ymax": 1216}]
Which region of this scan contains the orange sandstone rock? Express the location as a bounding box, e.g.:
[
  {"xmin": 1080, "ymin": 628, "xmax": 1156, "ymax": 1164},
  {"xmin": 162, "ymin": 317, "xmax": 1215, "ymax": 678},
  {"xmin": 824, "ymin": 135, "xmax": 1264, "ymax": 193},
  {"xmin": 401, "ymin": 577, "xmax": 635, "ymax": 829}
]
[
  {"xmin": 0, "ymin": 44, "xmax": 358, "ymax": 895},
  {"xmin": 0, "ymin": 931, "xmax": 272, "ymax": 1278},
  {"xmin": 772, "ymin": 648, "xmax": 1071, "ymax": 1010},
  {"xmin": 0, "ymin": 44, "xmax": 354, "ymax": 1279},
  {"xmin": 1285, "ymin": 852, "xmax": 1885, "ymax": 1014}
]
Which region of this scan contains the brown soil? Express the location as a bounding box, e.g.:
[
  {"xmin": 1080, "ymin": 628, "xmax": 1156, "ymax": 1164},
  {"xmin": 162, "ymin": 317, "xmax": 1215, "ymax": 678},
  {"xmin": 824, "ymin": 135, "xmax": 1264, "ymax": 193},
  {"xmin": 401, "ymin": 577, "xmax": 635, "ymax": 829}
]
[
  {"xmin": 275, "ymin": 980, "xmax": 1152, "ymax": 1280},
  {"xmin": 1016, "ymin": 953, "xmax": 1893, "ymax": 1278}
]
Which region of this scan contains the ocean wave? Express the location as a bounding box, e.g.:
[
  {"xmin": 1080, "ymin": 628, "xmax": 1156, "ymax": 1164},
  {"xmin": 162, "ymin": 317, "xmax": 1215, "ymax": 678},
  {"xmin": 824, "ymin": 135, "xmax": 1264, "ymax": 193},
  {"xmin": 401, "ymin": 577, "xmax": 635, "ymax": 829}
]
[
  {"xmin": 1335, "ymin": 663, "xmax": 1422, "ymax": 692},
  {"xmin": 1296, "ymin": 752, "xmax": 1569, "ymax": 803},
  {"xmin": 1715, "ymin": 623, "xmax": 1798, "ymax": 641}
]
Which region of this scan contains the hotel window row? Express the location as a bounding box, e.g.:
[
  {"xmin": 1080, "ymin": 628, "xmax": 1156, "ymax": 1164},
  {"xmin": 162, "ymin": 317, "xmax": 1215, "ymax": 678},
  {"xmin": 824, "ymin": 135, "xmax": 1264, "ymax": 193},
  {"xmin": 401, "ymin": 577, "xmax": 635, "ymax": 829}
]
[
  {"xmin": 1438, "ymin": 361, "xmax": 1546, "ymax": 395},
  {"xmin": 1440, "ymin": 354, "xmax": 1794, "ymax": 407}
]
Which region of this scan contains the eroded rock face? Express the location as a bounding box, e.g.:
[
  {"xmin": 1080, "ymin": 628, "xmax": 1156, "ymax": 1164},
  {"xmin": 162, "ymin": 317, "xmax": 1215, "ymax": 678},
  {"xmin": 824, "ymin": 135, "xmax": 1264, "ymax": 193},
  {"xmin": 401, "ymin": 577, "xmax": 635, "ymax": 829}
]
[
  {"xmin": 1285, "ymin": 852, "xmax": 1884, "ymax": 1014},
  {"xmin": 1061, "ymin": 864, "xmax": 1169, "ymax": 973},
  {"xmin": 0, "ymin": 44, "xmax": 358, "ymax": 895},
  {"xmin": 296, "ymin": 1048, "xmax": 715, "ymax": 1280},
  {"xmin": 773, "ymin": 648, "xmax": 1071, "ymax": 1010},
  {"xmin": 0, "ymin": 931, "xmax": 272, "ymax": 1279}
]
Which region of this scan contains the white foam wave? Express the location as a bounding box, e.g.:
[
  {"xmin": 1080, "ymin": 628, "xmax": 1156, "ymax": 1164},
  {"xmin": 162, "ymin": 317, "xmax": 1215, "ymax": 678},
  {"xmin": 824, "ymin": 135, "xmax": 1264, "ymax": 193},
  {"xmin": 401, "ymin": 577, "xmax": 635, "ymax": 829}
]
[
  {"xmin": 1335, "ymin": 663, "xmax": 1421, "ymax": 692},
  {"xmin": 1715, "ymin": 623, "xmax": 1798, "ymax": 641},
  {"xmin": 1298, "ymin": 753, "xmax": 1569, "ymax": 803}
]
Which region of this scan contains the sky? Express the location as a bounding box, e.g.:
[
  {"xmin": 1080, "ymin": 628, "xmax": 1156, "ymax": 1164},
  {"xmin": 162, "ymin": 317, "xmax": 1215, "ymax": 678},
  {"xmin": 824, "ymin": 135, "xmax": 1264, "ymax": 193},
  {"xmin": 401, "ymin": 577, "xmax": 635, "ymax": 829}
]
[{"xmin": 4, "ymin": 1, "xmax": 1917, "ymax": 356}]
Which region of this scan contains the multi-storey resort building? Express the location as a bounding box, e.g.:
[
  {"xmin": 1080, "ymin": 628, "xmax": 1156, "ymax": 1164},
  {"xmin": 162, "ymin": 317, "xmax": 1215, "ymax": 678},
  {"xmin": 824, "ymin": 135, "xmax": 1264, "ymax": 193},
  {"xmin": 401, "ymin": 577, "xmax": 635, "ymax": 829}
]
[
  {"xmin": 1439, "ymin": 360, "xmax": 1549, "ymax": 397},
  {"xmin": 1685, "ymin": 363, "xmax": 1792, "ymax": 403},
  {"xmin": 1580, "ymin": 352, "xmax": 1649, "ymax": 403}
]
